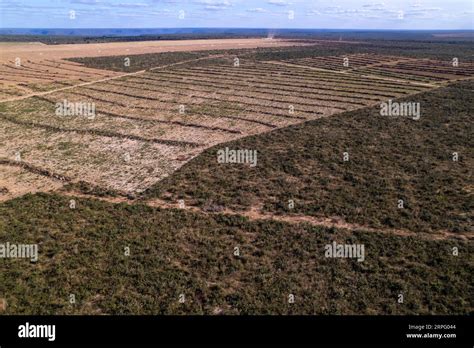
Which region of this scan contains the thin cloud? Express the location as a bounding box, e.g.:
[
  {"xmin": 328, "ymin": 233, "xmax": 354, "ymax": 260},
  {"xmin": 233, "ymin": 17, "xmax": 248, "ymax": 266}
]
[{"xmin": 267, "ymin": 0, "xmax": 292, "ymax": 6}]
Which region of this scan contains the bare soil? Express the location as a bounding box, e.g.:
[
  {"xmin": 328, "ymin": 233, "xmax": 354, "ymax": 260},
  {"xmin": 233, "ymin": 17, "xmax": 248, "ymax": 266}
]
[{"xmin": 0, "ymin": 39, "xmax": 299, "ymax": 64}]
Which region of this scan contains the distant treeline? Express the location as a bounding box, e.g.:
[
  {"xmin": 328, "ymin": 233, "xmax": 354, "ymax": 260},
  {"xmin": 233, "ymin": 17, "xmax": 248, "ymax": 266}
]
[
  {"xmin": 0, "ymin": 34, "xmax": 264, "ymax": 45},
  {"xmin": 0, "ymin": 29, "xmax": 472, "ymax": 45}
]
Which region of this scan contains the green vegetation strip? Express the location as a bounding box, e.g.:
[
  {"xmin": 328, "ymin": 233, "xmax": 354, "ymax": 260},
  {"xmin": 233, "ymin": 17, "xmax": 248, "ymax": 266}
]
[{"xmin": 68, "ymin": 51, "xmax": 210, "ymax": 73}]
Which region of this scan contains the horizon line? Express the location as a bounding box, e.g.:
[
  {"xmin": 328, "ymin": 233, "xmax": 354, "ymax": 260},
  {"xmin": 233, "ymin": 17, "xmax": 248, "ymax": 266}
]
[{"xmin": 1, "ymin": 27, "xmax": 473, "ymax": 31}]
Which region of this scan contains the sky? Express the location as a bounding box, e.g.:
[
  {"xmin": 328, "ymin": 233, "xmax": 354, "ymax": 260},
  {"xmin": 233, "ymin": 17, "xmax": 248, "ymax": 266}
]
[{"xmin": 0, "ymin": 0, "xmax": 473, "ymax": 30}]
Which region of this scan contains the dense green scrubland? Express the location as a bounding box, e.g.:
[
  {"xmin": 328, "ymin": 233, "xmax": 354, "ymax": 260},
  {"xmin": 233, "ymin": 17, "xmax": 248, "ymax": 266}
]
[
  {"xmin": 0, "ymin": 193, "xmax": 471, "ymax": 314},
  {"xmin": 146, "ymin": 81, "xmax": 473, "ymax": 234},
  {"xmin": 0, "ymin": 47, "xmax": 472, "ymax": 315}
]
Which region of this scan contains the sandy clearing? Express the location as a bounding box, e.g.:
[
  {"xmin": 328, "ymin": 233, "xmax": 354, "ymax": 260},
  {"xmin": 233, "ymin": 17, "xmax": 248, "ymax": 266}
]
[
  {"xmin": 0, "ymin": 38, "xmax": 300, "ymax": 63},
  {"xmin": 0, "ymin": 165, "xmax": 63, "ymax": 202},
  {"xmin": 0, "ymin": 59, "xmax": 123, "ymax": 99},
  {"xmin": 0, "ymin": 118, "xmax": 203, "ymax": 194}
]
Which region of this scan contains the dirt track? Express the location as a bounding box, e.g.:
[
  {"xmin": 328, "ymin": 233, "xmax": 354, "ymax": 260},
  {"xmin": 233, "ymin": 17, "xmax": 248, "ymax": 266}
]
[{"xmin": 58, "ymin": 191, "xmax": 472, "ymax": 242}]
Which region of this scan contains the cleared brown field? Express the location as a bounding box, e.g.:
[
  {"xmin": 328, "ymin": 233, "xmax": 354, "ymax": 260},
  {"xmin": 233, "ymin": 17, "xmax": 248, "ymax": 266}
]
[
  {"xmin": 283, "ymin": 53, "xmax": 474, "ymax": 85},
  {"xmin": 0, "ymin": 55, "xmax": 439, "ymax": 199},
  {"xmin": 1, "ymin": 46, "xmax": 473, "ymax": 200},
  {"xmin": 0, "ymin": 114, "xmax": 200, "ymax": 195},
  {"xmin": 0, "ymin": 59, "xmax": 121, "ymax": 98},
  {"xmin": 356, "ymin": 59, "xmax": 474, "ymax": 84},
  {"xmin": 0, "ymin": 38, "xmax": 301, "ymax": 100},
  {"xmin": 0, "ymin": 39, "xmax": 299, "ymax": 63},
  {"xmin": 285, "ymin": 53, "xmax": 409, "ymax": 71},
  {"xmin": 0, "ymin": 164, "xmax": 63, "ymax": 201}
]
